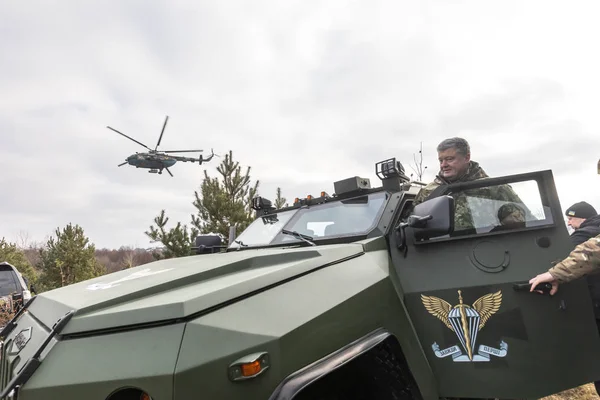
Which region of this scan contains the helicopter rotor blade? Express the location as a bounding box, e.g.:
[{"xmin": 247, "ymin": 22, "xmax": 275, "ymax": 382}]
[
  {"xmin": 165, "ymin": 167, "xmax": 173, "ymax": 177},
  {"xmin": 107, "ymin": 126, "xmax": 152, "ymax": 151},
  {"xmin": 155, "ymin": 115, "xmax": 169, "ymax": 151},
  {"xmin": 162, "ymin": 149, "xmax": 204, "ymax": 153}
]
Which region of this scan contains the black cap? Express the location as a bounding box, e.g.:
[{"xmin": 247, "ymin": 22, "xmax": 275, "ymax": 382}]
[{"xmin": 565, "ymin": 201, "xmax": 597, "ymax": 219}]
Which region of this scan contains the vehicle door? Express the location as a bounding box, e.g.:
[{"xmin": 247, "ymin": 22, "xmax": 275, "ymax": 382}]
[{"xmin": 388, "ymin": 170, "xmax": 600, "ymax": 399}]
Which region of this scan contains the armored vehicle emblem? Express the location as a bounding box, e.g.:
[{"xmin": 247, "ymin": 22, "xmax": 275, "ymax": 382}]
[
  {"xmin": 421, "ymin": 290, "xmax": 508, "ymax": 362},
  {"xmin": 9, "ymin": 327, "xmax": 32, "ymax": 355}
]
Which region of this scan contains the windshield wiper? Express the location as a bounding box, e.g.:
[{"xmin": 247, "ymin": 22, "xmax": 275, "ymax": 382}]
[
  {"xmin": 234, "ymin": 240, "xmax": 248, "ymax": 250},
  {"xmin": 281, "ymin": 229, "xmax": 316, "ymax": 246}
]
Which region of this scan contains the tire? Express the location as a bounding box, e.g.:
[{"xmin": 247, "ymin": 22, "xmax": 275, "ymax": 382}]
[{"xmin": 294, "ymin": 339, "xmax": 422, "ymax": 400}]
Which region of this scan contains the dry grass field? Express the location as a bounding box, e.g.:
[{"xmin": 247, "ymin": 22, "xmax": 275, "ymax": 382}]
[{"xmin": 541, "ymin": 383, "xmax": 598, "ymax": 400}]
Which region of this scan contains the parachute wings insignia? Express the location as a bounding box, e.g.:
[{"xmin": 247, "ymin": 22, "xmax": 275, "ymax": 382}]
[
  {"xmin": 420, "ymin": 294, "xmax": 454, "ymax": 331},
  {"xmin": 472, "ymin": 290, "xmax": 502, "ymax": 330},
  {"xmin": 420, "ymin": 289, "xmax": 508, "ymax": 363}
]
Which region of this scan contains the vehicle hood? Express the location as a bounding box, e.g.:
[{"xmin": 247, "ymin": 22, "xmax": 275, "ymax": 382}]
[{"xmin": 28, "ymin": 243, "xmax": 364, "ymax": 335}]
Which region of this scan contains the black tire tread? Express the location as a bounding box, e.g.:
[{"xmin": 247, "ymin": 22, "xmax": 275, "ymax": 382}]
[{"xmin": 293, "ymin": 338, "xmax": 422, "ymax": 400}]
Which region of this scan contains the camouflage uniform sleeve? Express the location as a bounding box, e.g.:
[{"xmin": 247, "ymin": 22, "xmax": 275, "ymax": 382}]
[
  {"xmin": 492, "ymin": 184, "xmax": 541, "ymax": 219},
  {"xmin": 495, "ymin": 184, "xmax": 524, "ymax": 204},
  {"xmin": 412, "ymin": 182, "xmax": 439, "ymax": 207},
  {"xmin": 548, "ymin": 235, "xmax": 600, "ymax": 283}
]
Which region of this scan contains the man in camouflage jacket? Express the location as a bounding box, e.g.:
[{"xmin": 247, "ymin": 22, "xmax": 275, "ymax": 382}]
[
  {"xmin": 412, "ymin": 159, "xmax": 489, "ymax": 206},
  {"xmin": 529, "ymin": 234, "xmax": 600, "ymax": 295},
  {"xmin": 413, "ymin": 137, "xmax": 525, "ymax": 232}
]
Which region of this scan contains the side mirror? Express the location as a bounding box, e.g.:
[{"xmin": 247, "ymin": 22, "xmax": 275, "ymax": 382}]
[
  {"xmin": 395, "ymin": 195, "xmax": 455, "ymax": 256},
  {"xmin": 410, "ymin": 195, "xmax": 455, "ymax": 240},
  {"xmin": 30, "ymin": 284, "xmax": 37, "ymax": 295},
  {"xmin": 194, "ymin": 235, "xmax": 224, "ymax": 255}
]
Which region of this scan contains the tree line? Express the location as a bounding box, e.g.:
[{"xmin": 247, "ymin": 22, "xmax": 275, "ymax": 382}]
[{"xmin": 0, "ymin": 150, "xmax": 286, "ymax": 294}]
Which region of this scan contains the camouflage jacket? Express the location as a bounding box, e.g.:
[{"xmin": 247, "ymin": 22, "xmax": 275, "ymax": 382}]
[
  {"xmin": 412, "ymin": 161, "xmax": 489, "ymax": 206},
  {"xmin": 412, "ymin": 161, "xmax": 525, "ymax": 232},
  {"xmin": 548, "ymin": 234, "xmax": 600, "ymax": 283}
]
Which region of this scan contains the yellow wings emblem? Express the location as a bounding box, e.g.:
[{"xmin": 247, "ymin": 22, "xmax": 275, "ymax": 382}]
[
  {"xmin": 420, "ymin": 294, "xmax": 454, "ymax": 331},
  {"xmin": 421, "ymin": 290, "xmax": 502, "ymax": 331},
  {"xmin": 472, "ymin": 290, "xmax": 502, "ymax": 329}
]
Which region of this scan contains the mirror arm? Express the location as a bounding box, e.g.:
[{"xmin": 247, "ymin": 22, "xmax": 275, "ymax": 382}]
[
  {"xmin": 394, "ymin": 221, "xmax": 409, "ymax": 258},
  {"xmin": 394, "ymin": 214, "xmax": 434, "ymax": 258},
  {"xmin": 408, "ymin": 214, "xmax": 433, "ymax": 228}
]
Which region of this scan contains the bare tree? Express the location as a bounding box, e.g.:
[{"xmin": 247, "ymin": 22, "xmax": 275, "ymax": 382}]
[
  {"xmin": 409, "ymin": 141, "xmax": 428, "ymax": 182},
  {"xmin": 121, "ymin": 247, "xmax": 137, "ymax": 269},
  {"xmin": 15, "ymin": 230, "xmax": 30, "ymax": 249}
]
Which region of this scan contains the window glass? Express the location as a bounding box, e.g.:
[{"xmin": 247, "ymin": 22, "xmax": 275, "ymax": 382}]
[
  {"xmin": 229, "ymin": 210, "xmax": 297, "ymax": 248},
  {"xmin": 450, "ymin": 180, "xmax": 553, "ymax": 236},
  {"xmin": 274, "ymin": 192, "xmax": 388, "ymax": 242},
  {"xmin": 229, "ymin": 192, "xmax": 389, "ymax": 248},
  {"xmin": 0, "ymin": 270, "xmax": 18, "ymax": 296}
]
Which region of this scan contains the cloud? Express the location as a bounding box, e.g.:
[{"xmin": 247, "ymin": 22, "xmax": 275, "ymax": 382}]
[{"xmin": 1, "ymin": 1, "xmax": 599, "ymax": 249}]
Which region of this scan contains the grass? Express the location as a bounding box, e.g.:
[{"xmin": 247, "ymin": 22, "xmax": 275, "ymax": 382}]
[{"xmin": 542, "ymin": 383, "xmax": 598, "ymax": 400}]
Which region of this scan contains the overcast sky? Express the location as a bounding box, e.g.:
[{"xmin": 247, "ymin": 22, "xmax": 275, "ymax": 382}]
[{"xmin": 1, "ymin": 1, "xmax": 599, "ymax": 250}]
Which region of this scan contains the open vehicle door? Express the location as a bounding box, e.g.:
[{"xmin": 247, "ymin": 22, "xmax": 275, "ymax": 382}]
[{"xmin": 389, "ymin": 170, "xmax": 600, "ymax": 399}]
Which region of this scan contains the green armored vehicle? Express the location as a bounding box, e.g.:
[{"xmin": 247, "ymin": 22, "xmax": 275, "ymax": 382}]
[{"xmin": 2, "ymin": 158, "xmax": 600, "ymax": 400}]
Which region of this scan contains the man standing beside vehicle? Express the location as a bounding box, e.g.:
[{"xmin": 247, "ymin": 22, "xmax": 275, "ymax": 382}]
[
  {"xmin": 563, "ymin": 202, "xmax": 600, "ymax": 314},
  {"xmin": 529, "ymin": 234, "xmax": 600, "ymax": 394},
  {"xmin": 560, "ymin": 201, "xmax": 600, "ymax": 395},
  {"xmin": 565, "ymin": 201, "xmax": 600, "ymax": 246}
]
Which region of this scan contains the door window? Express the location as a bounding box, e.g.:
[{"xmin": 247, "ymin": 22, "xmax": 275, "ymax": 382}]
[{"xmin": 448, "ymin": 179, "xmax": 554, "ymax": 237}]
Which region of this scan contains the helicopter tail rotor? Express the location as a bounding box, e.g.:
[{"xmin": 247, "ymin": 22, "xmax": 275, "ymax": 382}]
[{"xmin": 199, "ymin": 148, "xmax": 218, "ymax": 165}]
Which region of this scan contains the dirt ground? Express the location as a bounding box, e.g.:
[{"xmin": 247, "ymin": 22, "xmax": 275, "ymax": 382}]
[{"xmin": 542, "ymin": 383, "xmax": 598, "ymax": 400}]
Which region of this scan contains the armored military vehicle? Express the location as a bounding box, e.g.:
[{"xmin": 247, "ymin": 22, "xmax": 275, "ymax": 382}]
[{"xmin": 2, "ymin": 158, "xmax": 600, "ymax": 400}]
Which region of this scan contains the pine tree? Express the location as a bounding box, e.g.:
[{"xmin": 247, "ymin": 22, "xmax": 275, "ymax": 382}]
[
  {"xmin": 145, "ymin": 210, "xmax": 198, "ymax": 258},
  {"xmin": 37, "ymin": 223, "xmax": 105, "ymax": 291},
  {"xmin": 146, "ymin": 150, "xmax": 288, "ymax": 258},
  {"xmin": 191, "ymin": 150, "xmax": 259, "ymax": 238},
  {"xmin": 274, "ymin": 187, "xmax": 288, "ymax": 209},
  {"xmin": 0, "ymin": 238, "xmax": 38, "ymax": 289}
]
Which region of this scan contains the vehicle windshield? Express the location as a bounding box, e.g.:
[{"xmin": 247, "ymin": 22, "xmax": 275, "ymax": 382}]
[
  {"xmin": 229, "ymin": 192, "xmax": 388, "ymax": 249},
  {"xmin": 0, "ymin": 269, "xmax": 19, "ymax": 297}
]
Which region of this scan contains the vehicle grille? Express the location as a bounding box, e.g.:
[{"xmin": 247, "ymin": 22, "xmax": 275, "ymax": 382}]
[{"xmin": 0, "ymin": 339, "xmax": 16, "ymax": 392}]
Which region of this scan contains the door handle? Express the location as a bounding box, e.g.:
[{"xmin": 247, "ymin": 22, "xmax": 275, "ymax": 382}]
[{"xmin": 512, "ymin": 282, "xmax": 553, "ymax": 295}]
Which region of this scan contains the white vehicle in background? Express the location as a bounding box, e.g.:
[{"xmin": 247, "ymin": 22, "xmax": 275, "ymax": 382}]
[{"xmin": 0, "ymin": 262, "xmax": 33, "ymax": 316}]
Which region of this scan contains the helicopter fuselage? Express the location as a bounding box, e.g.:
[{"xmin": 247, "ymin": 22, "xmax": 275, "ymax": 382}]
[{"xmin": 126, "ymin": 154, "xmax": 177, "ymax": 170}]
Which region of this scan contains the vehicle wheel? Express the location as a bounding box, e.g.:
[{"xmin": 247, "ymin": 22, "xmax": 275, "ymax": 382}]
[{"xmin": 294, "ymin": 340, "xmax": 420, "ymax": 400}]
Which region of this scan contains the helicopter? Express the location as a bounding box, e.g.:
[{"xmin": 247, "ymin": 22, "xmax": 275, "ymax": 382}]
[{"xmin": 107, "ymin": 115, "xmax": 216, "ymax": 177}]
